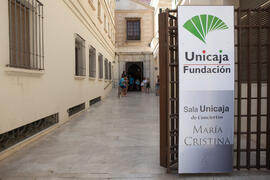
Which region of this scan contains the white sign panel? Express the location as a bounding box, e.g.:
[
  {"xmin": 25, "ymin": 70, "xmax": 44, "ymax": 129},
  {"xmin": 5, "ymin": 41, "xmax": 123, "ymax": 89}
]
[{"xmin": 178, "ymin": 6, "xmax": 234, "ymax": 173}]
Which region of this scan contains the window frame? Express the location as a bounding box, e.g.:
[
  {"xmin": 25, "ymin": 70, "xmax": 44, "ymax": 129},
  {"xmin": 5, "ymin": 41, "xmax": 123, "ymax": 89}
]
[
  {"xmin": 126, "ymin": 18, "xmax": 141, "ymax": 41},
  {"xmin": 109, "ymin": 61, "xmax": 112, "ymax": 80},
  {"xmin": 89, "ymin": 46, "xmax": 96, "ymax": 78},
  {"xmin": 98, "ymin": 53, "xmax": 103, "ymax": 79},
  {"xmin": 8, "ymin": 0, "xmax": 44, "ymax": 70},
  {"xmin": 105, "ymin": 58, "xmax": 108, "ymax": 80},
  {"xmin": 75, "ymin": 34, "xmax": 86, "ymax": 77}
]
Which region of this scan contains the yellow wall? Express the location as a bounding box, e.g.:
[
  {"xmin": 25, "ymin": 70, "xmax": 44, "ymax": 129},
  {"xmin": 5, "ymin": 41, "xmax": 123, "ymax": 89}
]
[{"xmin": 0, "ymin": 0, "xmax": 115, "ymax": 134}]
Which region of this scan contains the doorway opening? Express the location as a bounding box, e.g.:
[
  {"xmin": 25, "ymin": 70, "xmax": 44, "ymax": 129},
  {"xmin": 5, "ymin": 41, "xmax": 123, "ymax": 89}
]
[{"xmin": 126, "ymin": 62, "xmax": 143, "ymax": 91}]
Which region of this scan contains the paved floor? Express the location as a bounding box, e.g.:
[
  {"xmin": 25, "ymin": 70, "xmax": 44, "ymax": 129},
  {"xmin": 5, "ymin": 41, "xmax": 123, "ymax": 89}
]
[{"xmin": 0, "ymin": 90, "xmax": 270, "ymax": 180}]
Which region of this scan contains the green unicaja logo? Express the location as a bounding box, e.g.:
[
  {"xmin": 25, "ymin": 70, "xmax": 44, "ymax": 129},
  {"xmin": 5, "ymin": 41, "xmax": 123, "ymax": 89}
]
[{"xmin": 183, "ymin": 14, "xmax": 229, "ymax": 44}]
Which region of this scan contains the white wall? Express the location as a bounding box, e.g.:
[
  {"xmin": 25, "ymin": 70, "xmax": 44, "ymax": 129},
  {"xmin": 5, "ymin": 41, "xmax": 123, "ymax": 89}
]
[{"xmin": 0, "ymin": 0, "xmax": 114, "ymax": 134}]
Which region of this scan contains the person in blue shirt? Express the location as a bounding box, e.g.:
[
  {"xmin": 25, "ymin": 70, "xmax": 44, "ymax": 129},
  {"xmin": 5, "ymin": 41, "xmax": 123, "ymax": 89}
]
[
  {"xmin": 129, "ymin": 76, "xmax": 134, "ymax": 91},
  {"xmin": 119, "ymin": 74, "xmax": 126, "ymax": 96},
  {"xmin": 135, "ymin": 79, "xmax": 140, "ymax": 91}
]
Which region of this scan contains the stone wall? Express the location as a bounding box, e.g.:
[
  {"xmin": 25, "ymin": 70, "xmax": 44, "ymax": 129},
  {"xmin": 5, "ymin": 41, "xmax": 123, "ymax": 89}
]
[
  {"xmin": 115, "ymin": 0, "xmax": 156, "ymax": 92},
  {"xmin": 115, "ymin": 10, "xmax": 154, "ymax": 53}
]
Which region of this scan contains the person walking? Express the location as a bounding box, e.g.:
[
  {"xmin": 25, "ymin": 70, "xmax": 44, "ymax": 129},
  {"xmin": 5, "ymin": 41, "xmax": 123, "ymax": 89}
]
[
  {"xmin": 155, "ymin": 75, "xmax": 160, "ymax": 96},
  {"xmin": 129, "ymin": 76, "xmax": 134, "ymax": 91},
  {"xmin": 135, "ymin": 79, "xmax": 140, "ymax": 91},
  {"xmin": 146, "ymin": 78, "xmax": 150, "ymax": 93},
  {"xmin": 122, "ymin": 71, "xmax": 127, "ymax": 77},
  {"xmin": 143, "ymin": 78, "xmax": 147, "ymax": 93},
  {"xmin": 141, "ymin": 78, "xmax": 145, "ymax": 93},
  {"xmin": 124, "ymin": 76, "xmax": 129, "ymax": 96},
  {"xmin": 119, "ymin": 74, "xmax": 126, "ymax": 97}
]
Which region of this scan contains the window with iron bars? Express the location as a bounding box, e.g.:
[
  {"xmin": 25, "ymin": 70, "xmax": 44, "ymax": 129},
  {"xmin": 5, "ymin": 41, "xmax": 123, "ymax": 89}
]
[
  {"xmin": 109, "ymin": 61, "xmax": 112, "ymax": 80},
  {"xmin": 105, "ymin": 58, "xmax": 108, "ymax": 80},
  {"xmin": 8, "ymin": 0, "xmax": 44, "ymax": 70},
  {"xmin": 126, "ymin": 19, "xmax": 140, "ymax": 40},
  {"xmin": 89, "ymin": 46, "xmax": 96, "ymax": 78},
  {"xmin": 75, "ymin": 34, "xmax": 86, "ymax": 76},
  {"xmin": 98, "ymin": 53, "xmax": 103, "ymax": 79}
]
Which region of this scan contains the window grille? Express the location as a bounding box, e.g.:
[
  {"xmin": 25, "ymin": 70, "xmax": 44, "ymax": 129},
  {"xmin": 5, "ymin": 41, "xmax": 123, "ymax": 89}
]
[
  {"xmin": 127, "ymin": 19, "xmax": 140, "ymax": 40},
  {"xmin": 68, "ymin": 103, "xmax": 85, "ymax": 116},
  {"xmin": 89, "ymin": 96, "xmax": 101, "ymax": 106},
  {"xmin": 105, "ymin": 59, "xmax": 108, "ymax": 79},
  {"xmin": 98, "ymin": 53, "xmax": 103, "ymax": 79},
  {"xmin": 0, "ymin": 113, "xmax": 58, "ymax": 152},
  {"xmin": 75, "ymin": 34, "xmax": 86, "ymax": 76},
  {"xmin": 109, "ymin": 61, "xmax": 112, "ymax": 80},
  {"xmin": 89, "ymin": 46, "xmax": 96, "ymax": 78},
  {"xmin": 8, "ymin": 0, "xmax": 44, "ymax": 70}
]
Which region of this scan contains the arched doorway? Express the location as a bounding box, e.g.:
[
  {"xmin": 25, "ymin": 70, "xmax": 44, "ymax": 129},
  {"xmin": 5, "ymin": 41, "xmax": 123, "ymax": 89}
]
[{"xmin": 126, "ymin": 62, "xmax": 143, "ymax": 91}]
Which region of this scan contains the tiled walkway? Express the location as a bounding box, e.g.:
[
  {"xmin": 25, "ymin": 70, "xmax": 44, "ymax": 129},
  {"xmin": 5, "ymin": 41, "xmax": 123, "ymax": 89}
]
[{"xmin": 0, "ymin": 90, "xmax": 270, "ymax": 180}]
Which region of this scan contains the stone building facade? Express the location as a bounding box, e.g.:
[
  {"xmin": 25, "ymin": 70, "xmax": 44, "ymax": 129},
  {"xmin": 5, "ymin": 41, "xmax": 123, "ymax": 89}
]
[
  {"xmin": 0, "ymin": 0, "xmax": 115, "ymax": 158},
  {"xmin": 114, "ymin": 0, "xmax": 156, "ymax": 91}
]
